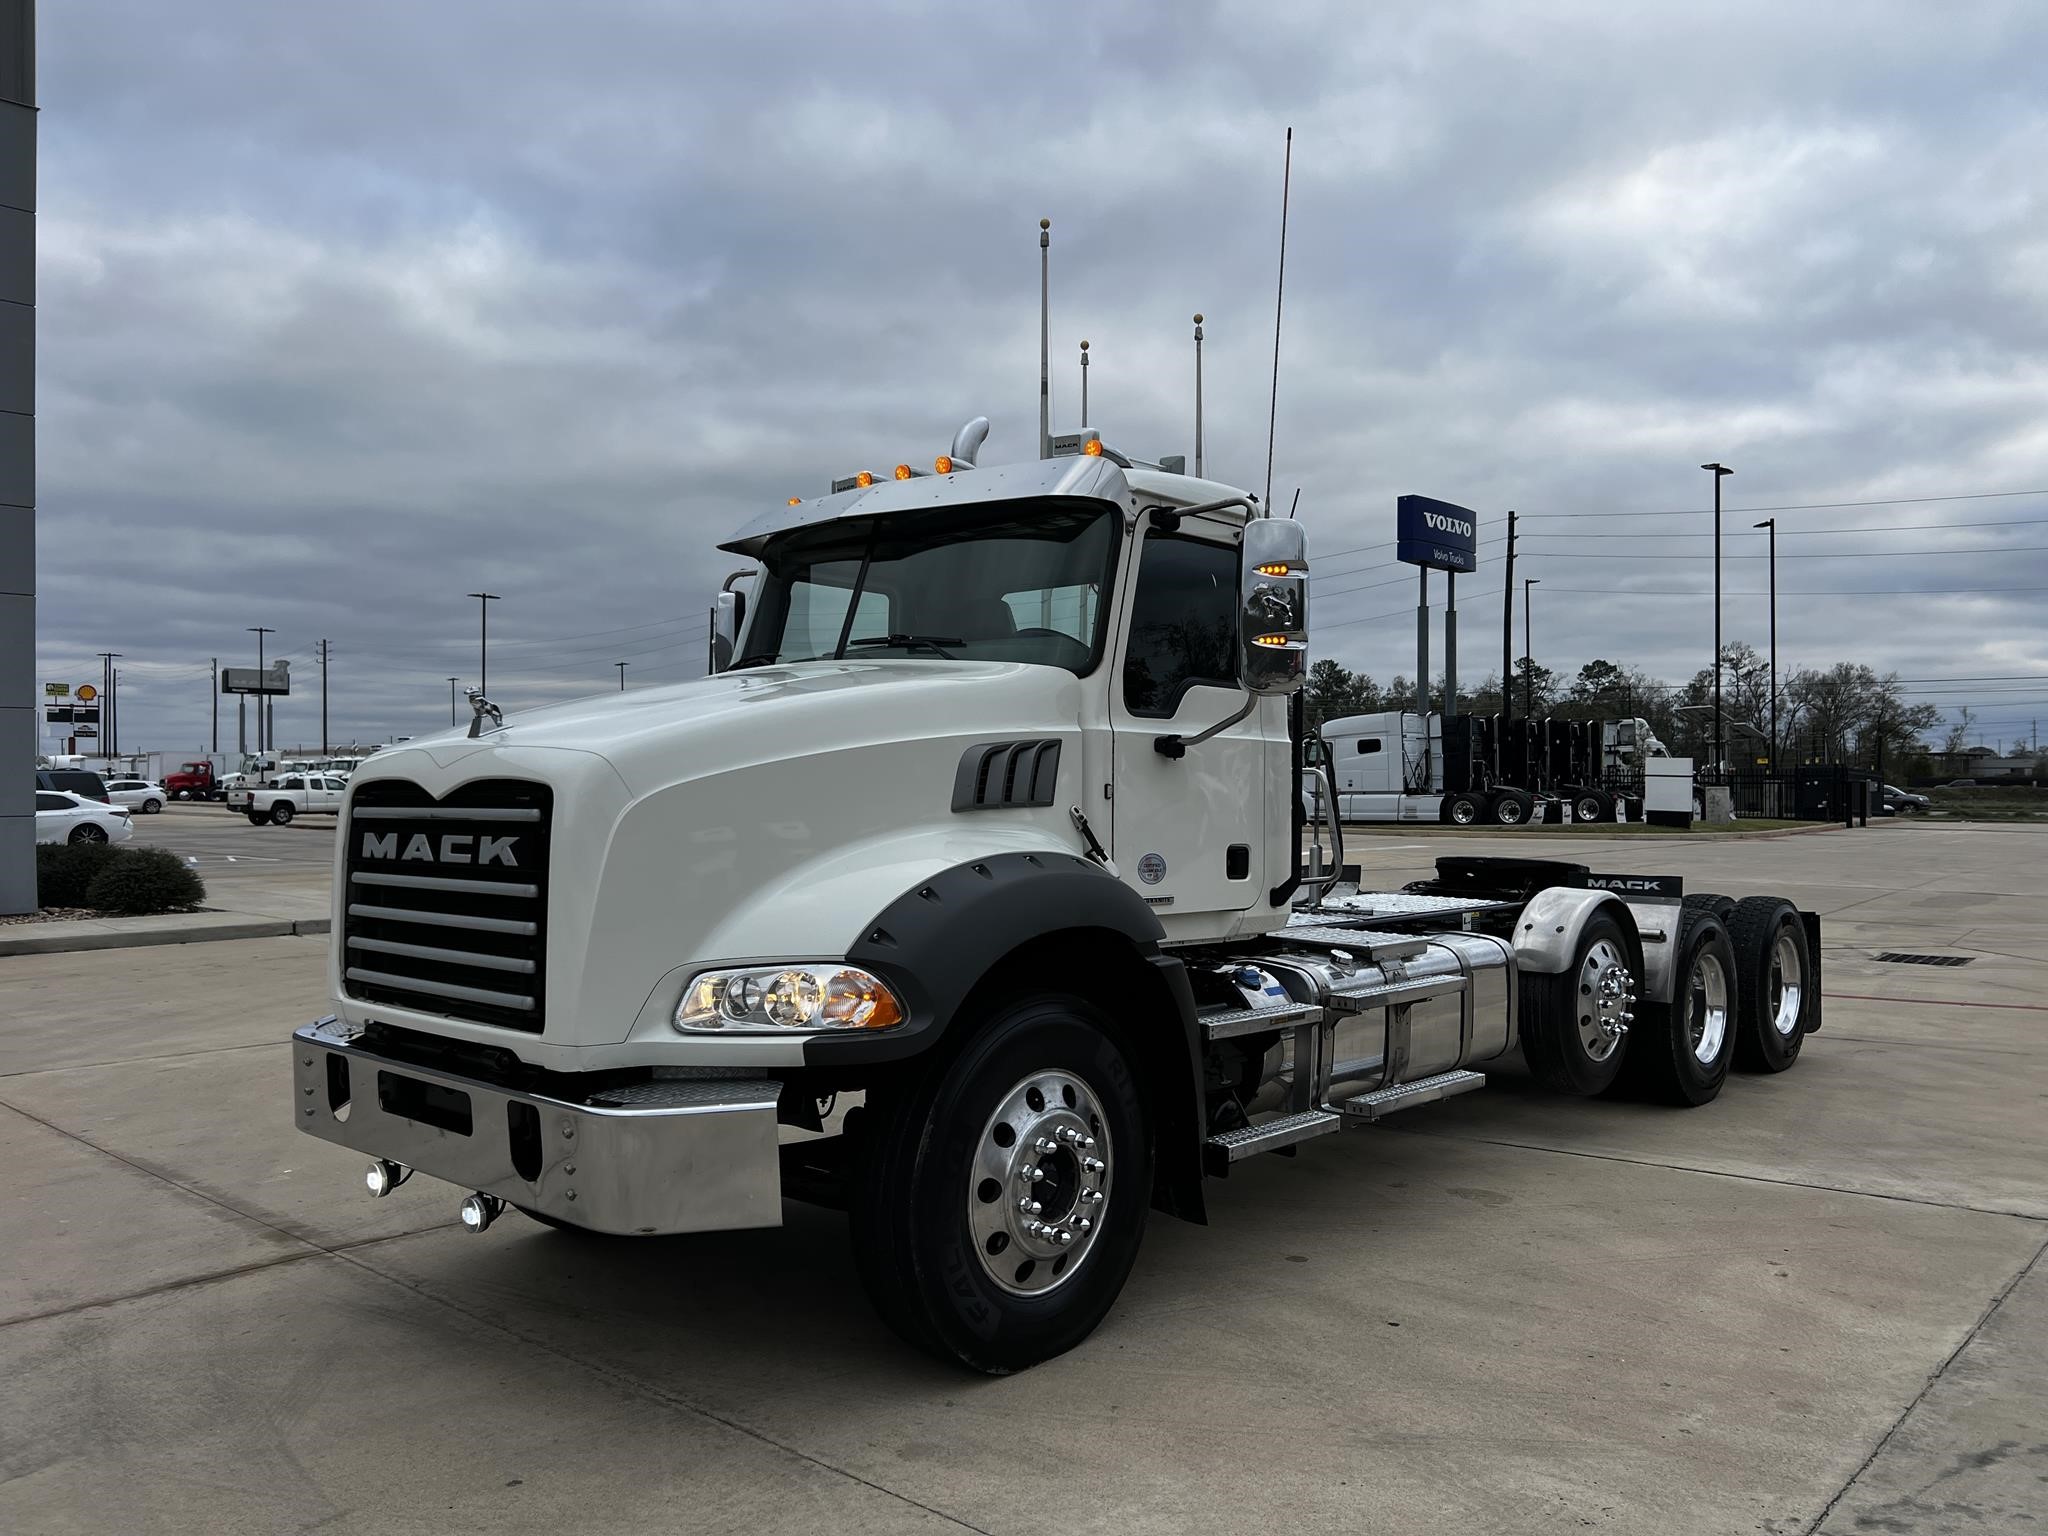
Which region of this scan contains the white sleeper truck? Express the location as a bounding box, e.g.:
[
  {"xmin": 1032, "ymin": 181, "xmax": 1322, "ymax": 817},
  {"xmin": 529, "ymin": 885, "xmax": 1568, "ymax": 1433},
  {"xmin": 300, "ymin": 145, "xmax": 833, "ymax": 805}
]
[{"xmin": 292, "ymin": 423, "xmax": 1822, "ymax": 1371}]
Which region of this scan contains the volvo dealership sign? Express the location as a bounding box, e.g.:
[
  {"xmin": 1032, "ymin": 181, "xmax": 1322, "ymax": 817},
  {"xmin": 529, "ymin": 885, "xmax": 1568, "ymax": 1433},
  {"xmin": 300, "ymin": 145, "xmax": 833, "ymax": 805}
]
[{"xmin": 1396, "ymin": 495, "xmax": 1480, "ymax": 573}]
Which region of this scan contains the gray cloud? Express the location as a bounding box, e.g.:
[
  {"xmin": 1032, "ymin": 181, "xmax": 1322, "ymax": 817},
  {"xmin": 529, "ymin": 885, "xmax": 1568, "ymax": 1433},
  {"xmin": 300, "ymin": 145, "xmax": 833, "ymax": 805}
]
[{"xmin": 32, "ymin": 0, "xmax": 2048, "ymax": 757}]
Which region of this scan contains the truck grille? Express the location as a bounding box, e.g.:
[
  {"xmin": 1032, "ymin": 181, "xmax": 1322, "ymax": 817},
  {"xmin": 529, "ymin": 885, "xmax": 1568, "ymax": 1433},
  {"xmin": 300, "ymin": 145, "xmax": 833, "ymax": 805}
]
[{"xmin": 341, "ymin": 779, "xmax": 552, "ymax": 1034}]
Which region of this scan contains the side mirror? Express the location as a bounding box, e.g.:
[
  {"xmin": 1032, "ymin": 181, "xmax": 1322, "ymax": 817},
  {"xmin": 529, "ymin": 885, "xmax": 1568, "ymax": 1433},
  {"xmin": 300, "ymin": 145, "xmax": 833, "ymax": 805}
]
[
  {"xmin": 706, "ymin": 570, "xmax": 751, "ymax": 674},
  {"xmin": 1241, "ymin": 520, "xmax": 1309, "ymax": 695}
]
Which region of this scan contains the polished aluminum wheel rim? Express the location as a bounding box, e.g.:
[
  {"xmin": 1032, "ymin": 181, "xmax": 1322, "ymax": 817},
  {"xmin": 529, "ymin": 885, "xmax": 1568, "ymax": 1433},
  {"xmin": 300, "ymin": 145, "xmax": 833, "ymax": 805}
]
[
  {"xmin": 1768, "ymin": 928, "xmax": 1804, "ymax": 1038},
  {"xmin": 1576, "ymin": 938, "xmax": 1635, "ymax": 1062},
  {"xmin": 1688, "ymin": 950, "xmax": 1731, "ymax": 1064},
  {"xmin": 1450, "ymin": 798, "xmax": 1478, "ymax": 825},
  {"xmin": 968, "ymin": 1070, "xmax": 1111, "ymax": 1297}
]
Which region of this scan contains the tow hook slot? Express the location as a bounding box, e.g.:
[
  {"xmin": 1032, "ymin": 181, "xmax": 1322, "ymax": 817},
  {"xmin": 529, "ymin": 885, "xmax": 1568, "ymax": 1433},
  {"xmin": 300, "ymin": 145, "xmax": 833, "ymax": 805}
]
[
  {"xmin": 507, "ymin": 1100, "xmax": 543, "ymax": 1181},
  {"xmin": 324, "ymin": 1053, "xmax": 352, "ymax": 1120}
]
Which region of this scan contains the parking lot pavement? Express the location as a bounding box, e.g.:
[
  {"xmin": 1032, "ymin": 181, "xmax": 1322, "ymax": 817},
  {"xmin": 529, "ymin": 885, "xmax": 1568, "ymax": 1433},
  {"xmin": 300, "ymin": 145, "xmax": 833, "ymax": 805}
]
[
  {"xmin": 3, "ymin": 824, "xmax": 2044, "ymax": 1534},
  {"xmin": 125, "ymin": 803, "xmax": 335, "ymax": 916}
]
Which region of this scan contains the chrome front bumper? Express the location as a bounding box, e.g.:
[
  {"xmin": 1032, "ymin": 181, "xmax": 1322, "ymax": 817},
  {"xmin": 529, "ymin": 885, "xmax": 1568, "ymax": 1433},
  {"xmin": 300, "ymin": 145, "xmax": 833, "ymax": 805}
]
[{"xmin": 292, "ymin": 1017, "xmax": 784, "ymax": 1235}]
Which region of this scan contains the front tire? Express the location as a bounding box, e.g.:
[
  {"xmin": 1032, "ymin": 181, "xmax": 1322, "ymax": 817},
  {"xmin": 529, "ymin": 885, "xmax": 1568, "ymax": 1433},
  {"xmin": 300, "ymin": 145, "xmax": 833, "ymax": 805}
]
[
  {"xmin": 270, "ymin": 802, "xmax": 295, "ymax": 826},
  {"xmin": 849, "ymin": 991, "xmax": 1151, "ymax": 1373},
  {"xmin": 1518, "ymin": 913, "xmax": 1636, "ymax": 1096},
  {"xmin": 1729, "ymin": 897, "xmax": 1811, "ymax": 1072},
  {"xmin": 1624, "ymin": 908, "xmax": 1738, "ymax": 1105}
]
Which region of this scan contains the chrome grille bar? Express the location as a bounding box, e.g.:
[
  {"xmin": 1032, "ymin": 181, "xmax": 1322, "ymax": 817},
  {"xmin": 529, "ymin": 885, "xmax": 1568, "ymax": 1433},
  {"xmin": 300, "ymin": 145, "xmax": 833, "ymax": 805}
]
[
  {"xmin": 351, "ymin": 870, "xmax": 539, "ymax": 899},
  {"xmin": 346, "ymin": 902, "xmax": 538, "ymax": 937},
  {"xmin": 347, "ymin": 935, "xmax": 538, "ymax": 974},
  {"xmin": 351, "ymin": 806, "xmax": 542, "ymax": 822},
  {"xmin": 344, "ymin": 967, "xmax": 536, "ymax": 1011}
]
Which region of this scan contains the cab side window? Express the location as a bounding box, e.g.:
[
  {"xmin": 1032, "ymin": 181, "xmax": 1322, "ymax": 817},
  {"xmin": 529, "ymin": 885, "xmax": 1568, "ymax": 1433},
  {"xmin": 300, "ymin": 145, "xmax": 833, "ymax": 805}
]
[{"xmin": 1122, "ymin": 531, "xmax": 1239, "ymax": 719}]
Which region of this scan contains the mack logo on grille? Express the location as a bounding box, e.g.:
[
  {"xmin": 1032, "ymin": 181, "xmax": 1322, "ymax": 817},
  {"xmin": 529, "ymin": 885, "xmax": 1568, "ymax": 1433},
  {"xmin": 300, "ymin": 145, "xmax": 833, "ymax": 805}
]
[{"xmin": 360, "ymin": 831, "xmax": 521, "ymax": 866}]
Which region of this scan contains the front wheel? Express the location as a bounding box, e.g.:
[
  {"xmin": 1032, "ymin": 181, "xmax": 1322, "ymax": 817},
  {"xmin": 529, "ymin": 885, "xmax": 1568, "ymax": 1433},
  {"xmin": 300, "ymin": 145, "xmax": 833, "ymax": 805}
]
[
  {"xmin": 270, "ymin": 802, "xmax": 295, "ymax": 826},
  {"xmin": 849, "ymin": 992, "xmax": 1151, "ymax": 1373},
  {"xmin": 69, "ymin": 822, "xmax": 109, "ymax": 844}
]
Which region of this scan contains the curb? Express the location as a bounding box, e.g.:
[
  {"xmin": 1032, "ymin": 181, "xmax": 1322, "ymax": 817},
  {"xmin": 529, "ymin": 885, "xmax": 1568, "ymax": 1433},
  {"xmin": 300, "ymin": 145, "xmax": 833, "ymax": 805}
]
[
  {"xmin": 1339, "ymin": 822, "xmax": 1839, "ymax": 842},
  {"xmin": 0, "ymin": 916, "xmax": 331, "ymax": 958}
]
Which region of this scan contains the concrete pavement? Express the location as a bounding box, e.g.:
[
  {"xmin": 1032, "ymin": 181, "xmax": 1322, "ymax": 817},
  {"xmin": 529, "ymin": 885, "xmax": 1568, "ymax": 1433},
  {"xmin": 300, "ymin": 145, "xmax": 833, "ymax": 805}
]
[{"xmin": 1, "ymin": 820, "xmax": 2043, "ymax": 1533}]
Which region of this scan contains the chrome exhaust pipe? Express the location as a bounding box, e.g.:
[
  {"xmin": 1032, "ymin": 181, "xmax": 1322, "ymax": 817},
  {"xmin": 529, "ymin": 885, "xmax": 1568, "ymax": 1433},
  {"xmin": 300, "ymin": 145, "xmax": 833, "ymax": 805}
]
[{"xmin": 459, "ymin": 1192, "xmax": 505, "ymax": 1233}]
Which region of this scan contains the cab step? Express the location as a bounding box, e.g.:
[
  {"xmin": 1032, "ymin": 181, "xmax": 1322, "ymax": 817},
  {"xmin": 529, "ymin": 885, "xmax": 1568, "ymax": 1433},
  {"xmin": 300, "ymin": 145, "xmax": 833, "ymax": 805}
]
[
  {"xmin": 1341, "ymin": 1070, "xmax": 1487, "ymax": 1122},
  {"xmin": 1203, "ymin": 1108, "xmax": 1341, "ymax": 1172},
  {"xmin": 1201, "ymin": 997, "xmax": 1320, "ymax": 1041}
]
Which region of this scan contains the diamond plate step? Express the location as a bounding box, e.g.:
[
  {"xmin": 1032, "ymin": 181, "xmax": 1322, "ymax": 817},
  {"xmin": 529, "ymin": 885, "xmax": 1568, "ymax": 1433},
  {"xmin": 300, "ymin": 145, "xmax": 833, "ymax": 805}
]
[
  {"xmin": 1203, "ymin": 1108, "xmax": 1342, "ymax": 1169},
  {"xmin": 1201, "ymin": 998, "xmax": 1321, "ymax": 1041},
  {"xmin": 1341, "ymin": 1069, "xmax": 1486, "ymax": 1122}
]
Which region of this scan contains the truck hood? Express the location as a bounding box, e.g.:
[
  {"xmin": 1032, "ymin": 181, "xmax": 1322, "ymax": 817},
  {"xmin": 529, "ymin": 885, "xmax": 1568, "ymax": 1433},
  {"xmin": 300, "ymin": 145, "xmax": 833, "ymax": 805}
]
[
  {"xmin": 388, "ymin": 658, "xmax": 1065, "ymax": 797},
  {"xmin": 336, "ymin": 659, "xmax": 1095, "ymax": 1064}
]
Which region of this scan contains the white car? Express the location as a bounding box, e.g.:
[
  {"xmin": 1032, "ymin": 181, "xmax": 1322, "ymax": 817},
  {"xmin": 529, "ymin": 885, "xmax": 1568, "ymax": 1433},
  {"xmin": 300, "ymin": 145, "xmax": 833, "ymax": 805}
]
[
  {"xmin": 105, "ymin": 777, "xmax": 168, "ymax": 814},
  {"xmin": 35, "ymin": 789, "xmax": 135, "ymax": 845}
]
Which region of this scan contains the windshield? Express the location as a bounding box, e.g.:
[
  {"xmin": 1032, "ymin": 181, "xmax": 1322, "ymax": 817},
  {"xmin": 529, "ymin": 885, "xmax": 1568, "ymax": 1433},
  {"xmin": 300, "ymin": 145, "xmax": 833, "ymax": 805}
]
[{"xmin": 735, "ymin": 498, "xmax": 1121, "ymax": 674}]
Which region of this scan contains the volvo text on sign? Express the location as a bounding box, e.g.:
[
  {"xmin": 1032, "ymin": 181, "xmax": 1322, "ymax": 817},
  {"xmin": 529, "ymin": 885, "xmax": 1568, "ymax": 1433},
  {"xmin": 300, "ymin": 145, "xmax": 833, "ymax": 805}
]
[{"xmin": 1396, "ymin": 494, "xmax": 1480, "ymax": 573}]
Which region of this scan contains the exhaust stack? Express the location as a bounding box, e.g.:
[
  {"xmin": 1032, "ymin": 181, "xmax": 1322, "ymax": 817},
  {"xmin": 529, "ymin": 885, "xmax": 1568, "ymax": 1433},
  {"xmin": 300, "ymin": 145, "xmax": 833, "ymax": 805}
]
[{"xmin": 950, "ymin": 416, "xmax": 990, "ymax": 466}]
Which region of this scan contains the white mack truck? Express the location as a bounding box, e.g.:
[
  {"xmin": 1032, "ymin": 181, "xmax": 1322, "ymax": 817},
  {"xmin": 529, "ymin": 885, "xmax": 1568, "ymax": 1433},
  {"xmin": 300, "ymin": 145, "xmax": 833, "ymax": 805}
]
[{"xmin": 291, "ymin": 421, "xmax": 1821, "ymax": 1371}]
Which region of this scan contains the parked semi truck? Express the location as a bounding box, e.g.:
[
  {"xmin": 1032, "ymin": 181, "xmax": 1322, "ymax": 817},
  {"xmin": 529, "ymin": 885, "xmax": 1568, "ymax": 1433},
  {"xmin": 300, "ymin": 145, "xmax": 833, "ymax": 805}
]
[
  {"xmin": 290, "ymin": 424, "xmax": 1820, "ymax": 1371},
  {"xmin": 1310, "ymin": 710, "xmax": 1668, "ymax": 826}
]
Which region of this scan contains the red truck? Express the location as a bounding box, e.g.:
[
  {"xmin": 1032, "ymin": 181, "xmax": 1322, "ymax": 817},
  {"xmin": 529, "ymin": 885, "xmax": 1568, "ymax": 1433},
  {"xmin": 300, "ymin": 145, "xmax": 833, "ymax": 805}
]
[{"xmin": 164, "ymin": 760, "xmax": 225, "ymax": 801}]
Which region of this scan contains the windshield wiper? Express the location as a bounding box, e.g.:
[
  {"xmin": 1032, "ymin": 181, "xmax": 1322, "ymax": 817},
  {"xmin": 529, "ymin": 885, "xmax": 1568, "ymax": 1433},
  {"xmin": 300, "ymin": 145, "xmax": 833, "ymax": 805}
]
[
  {"xmin": 847, "ymin": 634, "xmax": 963, "ymax": 660},
  {"xmin": 727, "ymin": 654, "xmax": 781, "ymax": 670}
]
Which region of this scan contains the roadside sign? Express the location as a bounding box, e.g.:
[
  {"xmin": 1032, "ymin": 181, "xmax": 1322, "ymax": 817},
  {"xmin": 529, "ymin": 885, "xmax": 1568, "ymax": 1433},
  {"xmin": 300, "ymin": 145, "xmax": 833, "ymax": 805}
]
[
  {"xmin": 43, "ymin": 682, "xmax": 68, "ymax": 697},
  {"xmin": 76, "ymin": 683, "xmax": 98, "ymax": 702},
  {"xmin": 72, "ymin": 724, "xmax": 98, "ymax": 738},
  {"xmin": 1395, "ymin": 495, "xmax": 1480, "ymax": 573},
  {"xmin": 221, "ymin": 664, "xmax": 290, "ymax": 696}
]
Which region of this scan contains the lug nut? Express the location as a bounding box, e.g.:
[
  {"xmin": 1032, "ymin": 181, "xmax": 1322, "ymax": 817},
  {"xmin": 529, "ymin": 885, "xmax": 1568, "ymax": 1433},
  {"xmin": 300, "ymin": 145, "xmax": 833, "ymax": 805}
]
[
  {"xmin": 1082, "ymin": 1156, "xmax": 1105, "ymax": 1175},
  {"xmin": 1019, "ymin": 1163, "xmax": 1038, "ymax": 1181},
  {"xmin": 1081, "ymin": 1135, "xmax": 1095, "ymax": 1150},
  {"xmin": 1036, "ymin": 1137, "xmax": 1059, "ymax": 1154},
  {"xmin": 1085, "ymin": 1189, "xmax": 1105, "ymax": 1204},
  {"xmin": 1055, "ymin": 1228, "xmax": 1074, "ymax": 1245},
  {"xmin": 1019, "ymin": 1197, "xmax": 1042, "ymax": 1215},
  {"xmin": 1076, "ymin": 1217, "xmax": 1093, "ymax": 1233}
]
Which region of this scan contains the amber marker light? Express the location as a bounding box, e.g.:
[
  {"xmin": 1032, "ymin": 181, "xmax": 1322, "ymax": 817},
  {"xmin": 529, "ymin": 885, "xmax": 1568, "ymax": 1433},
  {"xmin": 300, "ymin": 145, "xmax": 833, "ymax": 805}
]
[
  {"xmin": 934, "ymin": 455, "xmax": 954, "ymax": 474},
  {"xmin": 895, "ymin": 464, "xmax": 914, "ymax": 480},
  {"xmin": 787, "ymin": 496, "xmax": 802, "ymax": 506},
  {"xmin": 1256, "ymin": 563, "xmax": 1291, "ymax": 577},
  {"xmin": 1081, "ymin": 438, "xmax": 1104, "ymax": 456},
  {"xmin": 856, "ymin": 470, "xmax": 876, "ymax": 487}
]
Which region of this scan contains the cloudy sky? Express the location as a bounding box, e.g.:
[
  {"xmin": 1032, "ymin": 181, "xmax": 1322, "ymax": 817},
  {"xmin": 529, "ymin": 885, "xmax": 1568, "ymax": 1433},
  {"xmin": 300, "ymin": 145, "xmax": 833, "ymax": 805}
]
[{"xmin": 32, "ymin": 0, "xmax": 2048, "ymax": 759}]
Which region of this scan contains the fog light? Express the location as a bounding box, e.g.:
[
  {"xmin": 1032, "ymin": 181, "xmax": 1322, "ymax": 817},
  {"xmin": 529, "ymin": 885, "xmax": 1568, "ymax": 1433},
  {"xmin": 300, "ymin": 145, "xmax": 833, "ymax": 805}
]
[
  {"xmin": 459, "ymin": 1192, "xmax": 505, "ymax": 1233},
  {"xmin": 365, "ymin": 1158, "xmax": 410, "ymax": 1198}
]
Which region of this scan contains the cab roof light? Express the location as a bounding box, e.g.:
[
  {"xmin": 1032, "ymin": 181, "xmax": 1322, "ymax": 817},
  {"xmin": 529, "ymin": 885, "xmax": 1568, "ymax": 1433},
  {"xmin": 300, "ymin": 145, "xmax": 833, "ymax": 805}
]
[
  {"xmin": 893, "ymin": 463, "xmax": 931, "ymax": 480},
  {"xmin": 1081, "ymin": 437, "xmax": 1104, "ymax": 457},
  {"xmin": 934, "ymin": 455, "xmax": 954, "ymax": 474},
  {"xmin": 787, "ymin": 496, "xmax": 802, "ymax": 506},
  {"xmin": 830, "ymin": 471, "xmax": 881, "ymax": 493}
]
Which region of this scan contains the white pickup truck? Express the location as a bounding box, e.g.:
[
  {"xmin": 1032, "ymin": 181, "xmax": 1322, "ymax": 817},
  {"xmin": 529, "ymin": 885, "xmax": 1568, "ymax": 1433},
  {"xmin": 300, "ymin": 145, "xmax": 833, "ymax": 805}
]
[{"xmin": 235, "ymin": 772, "xmax": 348, "ymax": 825}]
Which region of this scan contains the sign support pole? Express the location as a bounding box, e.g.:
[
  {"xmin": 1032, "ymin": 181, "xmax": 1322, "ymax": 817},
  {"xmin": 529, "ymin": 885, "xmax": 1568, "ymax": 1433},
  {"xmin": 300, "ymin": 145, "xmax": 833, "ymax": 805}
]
[
  {"xmin": 1444, "ymin": 570, "xmax": 1458, "ymax": 718},
  {"xmin": 1415, "ymin": 568, "xmax": 1429, "ymax": 717}
]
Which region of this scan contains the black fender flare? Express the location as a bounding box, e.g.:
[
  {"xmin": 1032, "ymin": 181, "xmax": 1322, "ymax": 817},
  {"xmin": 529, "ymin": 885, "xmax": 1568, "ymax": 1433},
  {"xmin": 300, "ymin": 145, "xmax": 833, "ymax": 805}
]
[{"xmin": 809, "ymin": 850, "xmax": 1207, "ymax": 1223}]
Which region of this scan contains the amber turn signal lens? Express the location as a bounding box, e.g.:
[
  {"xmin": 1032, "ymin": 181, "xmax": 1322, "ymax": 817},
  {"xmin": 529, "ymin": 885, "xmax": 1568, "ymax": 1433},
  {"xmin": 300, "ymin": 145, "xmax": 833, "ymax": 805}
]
[
  {"xmin": 934, "ymin": 455, "xmax": 954, "ymax": 474},
  {"xmin": 1081, "ymin": 438, "xmax": 1104, "ymax": 456},
  {"xmin": 855, "ymin": 470, "xmax": 876, "ymax": 488},
  {"xmin": 894, "ymin": 464, "xmax": 913, "ymax": 480},
  {"xmin": 1253, "ymin": 634, "xmax": 1290, "ymax": 647},
  {"xmin": 1256, "ymin": 562, "xmax": 1291, "ymax": 576}
]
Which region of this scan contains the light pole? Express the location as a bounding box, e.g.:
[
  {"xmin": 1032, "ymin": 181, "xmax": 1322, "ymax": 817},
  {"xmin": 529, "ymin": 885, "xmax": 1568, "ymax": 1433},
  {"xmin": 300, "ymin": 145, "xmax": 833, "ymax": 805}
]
[
  {"xmin": 246, "ymin": 628, "xmax": 273, "ymax": 753},
  {"xmin": 466, "ymin": 592, "xmax": 500, "ymax": 697},
  {"xmin": 1754, "ymin": 517, "xmax": 1776, "ymax": 771},
  {"xmin": 1521, "ymin": 578, "xmax": 1539, "ymax": 718},
  {"xmin": 1701, "ymin": 462, "xmax": 1733, "ymax": 773},
  {"xmin": 447, "ymin": 677, "xmax": 460, "ymax": 727},
  {"xmin": 96, "ymin": 651, "xmax": 120, "ymax": 762},
  {"xmin": 615, "ymin": 661, "xmax": 628, "ymax": 691}
]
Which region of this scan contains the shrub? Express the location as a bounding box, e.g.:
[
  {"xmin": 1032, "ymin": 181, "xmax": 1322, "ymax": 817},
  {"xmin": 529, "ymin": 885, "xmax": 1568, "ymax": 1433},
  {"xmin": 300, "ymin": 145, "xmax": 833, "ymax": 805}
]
[
  {"xmin": 36, "ymin": 840, "xmax": 124, "ymax": 908},
  {"xmin": 81, "ymin": 847, "xmax": 207, "ymax": 916}
]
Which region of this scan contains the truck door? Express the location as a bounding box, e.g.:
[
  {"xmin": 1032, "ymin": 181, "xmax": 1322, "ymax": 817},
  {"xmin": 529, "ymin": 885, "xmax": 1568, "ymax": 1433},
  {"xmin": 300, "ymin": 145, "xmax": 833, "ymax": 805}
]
[{"xmin": 1109, "ymin": 517, "xmax": 1266, "ymax": 923}]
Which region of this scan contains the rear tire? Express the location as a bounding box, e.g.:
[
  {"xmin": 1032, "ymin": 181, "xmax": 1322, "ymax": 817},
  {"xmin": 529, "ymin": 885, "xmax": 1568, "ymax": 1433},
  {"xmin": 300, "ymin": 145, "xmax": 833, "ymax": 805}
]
[
  {"xmin": 849, "ymin": 991, "xmax": 1150, "ymax": 1373},
  {"xmin": 142, "ymin": 798, "xmax": 162, "ymax": 814},
  {"xmin": 247, "ymin": 811, "xmax": 270, "ymax": 826},
  {"xmin": 68, "ymin": 823, "xmax": 109, "ymax": 844},
  {"xmin": 1624, "ymin": 908, "xmax": 1737, "ymax": 1106},
  {"xmin": 1489, "ymin": 788, "xmax": 1534, "ymax": 826},
  {"xmin": 1443, "ymin": 791, "xmax": 1485, "ymax": 826},
  {"xmin": 1683, "ymin": 891, "xmax": 1736, "ymax": 923},
  {"xmin": 1518, "ymin": 913, "xmax": 1636, "ymax": 1096},
  {"xmin": 1569, "ymin": 789, "xmax": 1607, "ymax": 824},
  {"xmin": 1729, "ymin": 897, "xmax": 1811, "ymax": 1072}
]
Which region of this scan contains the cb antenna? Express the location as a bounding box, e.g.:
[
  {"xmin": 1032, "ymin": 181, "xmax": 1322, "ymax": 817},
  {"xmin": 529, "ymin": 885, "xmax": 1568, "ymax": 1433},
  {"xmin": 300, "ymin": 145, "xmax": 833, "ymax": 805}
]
[
  {"xmin": 1192, "ymin": 313, "xmax": 1205, "ymax": 479},
  {"xmin": 1038, "ymin": 218, "xmax": 1052, "ymax": 460},
  {"xmin": 1264, "ymin": 126, "xmax": 1293, "ymax": 516},
  {"xmin": 1079, "ymin": 338, "xmax": 1090, "ymax": 428}
]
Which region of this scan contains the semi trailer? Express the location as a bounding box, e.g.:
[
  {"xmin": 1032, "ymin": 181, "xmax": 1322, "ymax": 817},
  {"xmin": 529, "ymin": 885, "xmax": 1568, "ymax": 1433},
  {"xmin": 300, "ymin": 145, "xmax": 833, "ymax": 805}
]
[{"xmin": 289, "ymin": 425, "xmax": 1820, "ymax": 1372}]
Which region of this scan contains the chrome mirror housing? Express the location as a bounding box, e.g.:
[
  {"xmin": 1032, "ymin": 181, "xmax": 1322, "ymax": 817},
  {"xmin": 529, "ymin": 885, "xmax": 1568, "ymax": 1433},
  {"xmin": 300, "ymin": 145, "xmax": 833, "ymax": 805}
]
[{"xmin": 1241, "ymin": 520, "xmax": 1308, "ymax": 695}]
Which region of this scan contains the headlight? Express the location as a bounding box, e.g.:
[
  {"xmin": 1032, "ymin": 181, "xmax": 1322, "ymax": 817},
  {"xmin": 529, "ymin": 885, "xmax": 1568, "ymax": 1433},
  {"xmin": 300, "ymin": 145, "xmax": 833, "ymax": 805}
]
[{"xmin": 674, "ymin": 965, "xmax": 905, "ymax": 1032}]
